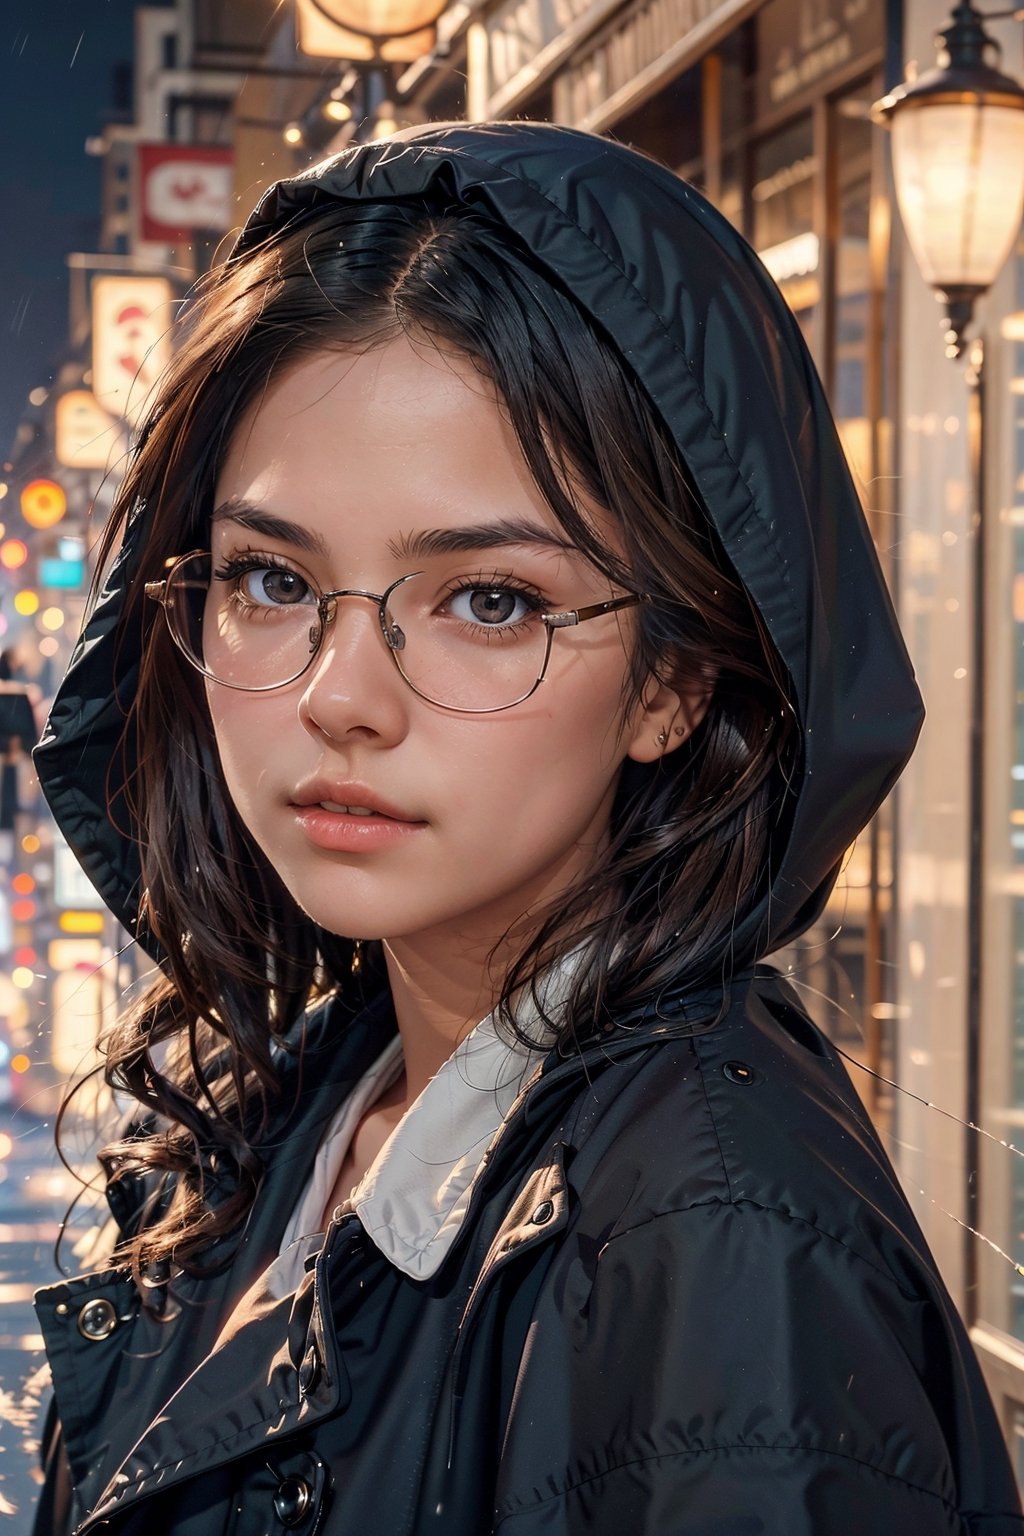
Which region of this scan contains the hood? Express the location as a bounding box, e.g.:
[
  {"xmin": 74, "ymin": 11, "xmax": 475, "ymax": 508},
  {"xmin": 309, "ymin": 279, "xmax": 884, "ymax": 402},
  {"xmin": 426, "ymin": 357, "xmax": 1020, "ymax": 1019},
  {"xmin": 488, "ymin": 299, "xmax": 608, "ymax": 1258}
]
[{"xmin": 34, "ymin": 120, "xmax": 923, "ymax": 961}]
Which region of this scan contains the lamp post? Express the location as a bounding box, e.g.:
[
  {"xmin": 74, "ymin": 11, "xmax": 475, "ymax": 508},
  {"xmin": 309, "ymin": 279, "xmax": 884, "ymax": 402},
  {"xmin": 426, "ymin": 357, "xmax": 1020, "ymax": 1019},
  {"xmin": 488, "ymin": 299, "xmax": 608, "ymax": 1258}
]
[
  {"xmin": 873, "ymin": 0, "xmax": 1024, "ymax": 1321},
  {"xmin": 873, "ymin": 1, "xmax": 1024, "ymax": 357}
]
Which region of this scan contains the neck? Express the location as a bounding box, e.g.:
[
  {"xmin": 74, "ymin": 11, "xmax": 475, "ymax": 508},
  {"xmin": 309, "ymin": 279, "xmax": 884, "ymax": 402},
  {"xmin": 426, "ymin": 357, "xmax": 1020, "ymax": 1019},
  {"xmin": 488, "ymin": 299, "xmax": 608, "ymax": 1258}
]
[
  {"xmin": 382, "ymin": 930, "xmax": 513, "ymax": 1104},
  {"xmin": 377, "ymin": 840, "xmax": 607, "ymax": 1104}
]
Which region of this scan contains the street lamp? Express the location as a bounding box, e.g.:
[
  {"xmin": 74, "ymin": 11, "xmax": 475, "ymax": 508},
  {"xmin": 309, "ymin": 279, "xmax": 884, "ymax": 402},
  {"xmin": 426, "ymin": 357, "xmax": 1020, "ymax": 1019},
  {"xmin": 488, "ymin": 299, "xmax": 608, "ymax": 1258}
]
[
  {"xmin": 874, "ymin": 0, "xmax": 1024, "ymax": 1323},
  {"xmin": 873, "ymin": 0, "xmax": 1024, "ymax": 357},
  {"xmin": 296, "ymin": 0, "xmax": 450, "ymax": 142},
  {"xmin": 298, "ymin": 0, "xmax": 448, "ymax": 64}
]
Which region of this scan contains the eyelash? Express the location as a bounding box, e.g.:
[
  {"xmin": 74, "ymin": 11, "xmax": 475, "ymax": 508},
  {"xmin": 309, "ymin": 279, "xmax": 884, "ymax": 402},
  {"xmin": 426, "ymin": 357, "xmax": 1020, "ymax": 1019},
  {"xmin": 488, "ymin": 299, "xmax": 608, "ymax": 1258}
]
[
  {"xmin": 213, "ymin": 548, "xmax": 300, "ymax": 582},
  {"xmin": 439, "ymin": 569, "xmax": 548, "ymax": 610}
]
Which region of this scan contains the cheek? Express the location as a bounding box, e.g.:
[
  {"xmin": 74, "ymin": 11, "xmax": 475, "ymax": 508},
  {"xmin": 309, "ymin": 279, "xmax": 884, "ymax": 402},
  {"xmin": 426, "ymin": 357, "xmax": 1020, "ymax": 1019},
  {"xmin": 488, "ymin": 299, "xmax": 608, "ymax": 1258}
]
[
  {"xmin": 550, "ymin": 659, "xmax": 636, "ymax": 769},
  {"xmin": 449, "ymin": 682, "xmax": 631, "ymax": 830},
  {"xmin": 206, "ymin": 692, "xmax": 276, "ymax": 814}
]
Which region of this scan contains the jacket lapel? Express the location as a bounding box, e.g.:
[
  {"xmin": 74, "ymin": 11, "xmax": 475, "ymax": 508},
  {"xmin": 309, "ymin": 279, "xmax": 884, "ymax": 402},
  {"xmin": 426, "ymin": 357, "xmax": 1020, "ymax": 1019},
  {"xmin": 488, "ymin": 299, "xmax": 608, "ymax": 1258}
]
[{"xmin": 77, "ymin": 1220, "xmax": 357, "ymax": 1533}]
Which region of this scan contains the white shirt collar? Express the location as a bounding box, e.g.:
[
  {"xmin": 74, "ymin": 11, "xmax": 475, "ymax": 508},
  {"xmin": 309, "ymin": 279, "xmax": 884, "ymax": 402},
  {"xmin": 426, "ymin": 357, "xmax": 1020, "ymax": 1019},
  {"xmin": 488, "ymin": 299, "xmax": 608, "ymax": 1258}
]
[
  {"xmin": 346, "ymin": 1009, "xmax": 543, "ymax": 1278},
  {"xmin": 278, "ymin": 949, "xmax": 582, "ymax": 1284}
]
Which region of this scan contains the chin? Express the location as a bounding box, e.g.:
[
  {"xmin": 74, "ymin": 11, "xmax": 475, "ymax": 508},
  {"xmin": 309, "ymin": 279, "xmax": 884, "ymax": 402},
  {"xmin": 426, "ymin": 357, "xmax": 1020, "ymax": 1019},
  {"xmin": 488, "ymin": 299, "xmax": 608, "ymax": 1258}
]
[{"xmin": 281, "ymin": 886, "xmax": 413, "ymax": 944}]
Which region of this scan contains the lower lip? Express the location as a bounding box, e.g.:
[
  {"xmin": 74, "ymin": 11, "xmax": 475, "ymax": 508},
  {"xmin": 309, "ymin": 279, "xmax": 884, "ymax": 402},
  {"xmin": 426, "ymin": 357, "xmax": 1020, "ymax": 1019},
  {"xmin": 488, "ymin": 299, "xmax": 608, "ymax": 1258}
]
[{"xmin": 292, "ymin": 806, "xmax": 426, "ymax": 853}]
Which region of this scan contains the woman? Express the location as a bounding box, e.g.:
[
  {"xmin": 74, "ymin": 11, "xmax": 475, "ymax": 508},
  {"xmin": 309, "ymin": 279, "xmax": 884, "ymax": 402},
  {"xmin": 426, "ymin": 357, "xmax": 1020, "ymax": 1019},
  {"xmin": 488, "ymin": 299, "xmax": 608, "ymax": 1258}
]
[{"xmin": 31, "ymin": 121, "xmax": 1021, "ymax": 1534}]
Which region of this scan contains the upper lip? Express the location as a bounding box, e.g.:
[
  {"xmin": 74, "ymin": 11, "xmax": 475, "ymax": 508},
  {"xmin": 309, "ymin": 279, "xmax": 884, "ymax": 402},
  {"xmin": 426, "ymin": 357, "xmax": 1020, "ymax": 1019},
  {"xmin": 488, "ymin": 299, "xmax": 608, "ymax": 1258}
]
[{"xmin": 290, "ymin": 779, "xmax": 423, "ymax": 822}]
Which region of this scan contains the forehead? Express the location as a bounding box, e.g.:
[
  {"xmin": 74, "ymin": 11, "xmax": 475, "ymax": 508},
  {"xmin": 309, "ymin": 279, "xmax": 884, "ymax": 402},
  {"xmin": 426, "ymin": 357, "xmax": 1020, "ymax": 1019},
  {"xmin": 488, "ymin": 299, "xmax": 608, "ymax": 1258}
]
[
  {"xmin": 213, "ymin": 337, "xmax": 624, "ymax": 567},
  {"xmin": 217, "ymin": 339, "xmax": 544, "ymax": 533}
]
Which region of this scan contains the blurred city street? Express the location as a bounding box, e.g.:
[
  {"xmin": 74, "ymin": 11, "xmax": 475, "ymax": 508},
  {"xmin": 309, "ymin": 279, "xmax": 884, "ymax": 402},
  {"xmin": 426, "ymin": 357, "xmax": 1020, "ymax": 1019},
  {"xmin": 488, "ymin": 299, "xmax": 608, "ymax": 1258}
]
[{"xmin": 0, "ymin": 1108, "xmax": 84, "ymax": 1529}]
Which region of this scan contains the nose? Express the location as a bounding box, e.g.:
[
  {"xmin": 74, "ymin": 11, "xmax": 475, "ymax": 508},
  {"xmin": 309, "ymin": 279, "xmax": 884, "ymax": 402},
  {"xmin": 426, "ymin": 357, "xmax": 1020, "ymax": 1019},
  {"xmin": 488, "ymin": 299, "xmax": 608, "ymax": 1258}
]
[{"xmin": 297, "ymin": 592, "xmax": 409, "ymax": 746}]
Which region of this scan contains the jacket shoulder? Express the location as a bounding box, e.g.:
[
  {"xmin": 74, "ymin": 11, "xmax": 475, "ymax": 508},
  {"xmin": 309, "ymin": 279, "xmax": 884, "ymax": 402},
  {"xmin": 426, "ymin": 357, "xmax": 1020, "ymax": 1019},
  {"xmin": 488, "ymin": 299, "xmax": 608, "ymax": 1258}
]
[
  {"xmin": 494, "ymin": 977, "xmax": 1021, "ymax": 1532},
  {"xmin": 567, "ymin": 973, "xmax": 915, "ymax": 1279}
]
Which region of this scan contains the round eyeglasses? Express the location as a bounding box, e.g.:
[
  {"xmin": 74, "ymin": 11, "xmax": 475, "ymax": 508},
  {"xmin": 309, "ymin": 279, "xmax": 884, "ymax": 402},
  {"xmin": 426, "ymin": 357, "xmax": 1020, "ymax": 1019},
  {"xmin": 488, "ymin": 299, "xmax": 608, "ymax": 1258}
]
[{"xmin": 144, "ymin": 550, "xmax": 650, "ymax": 714}]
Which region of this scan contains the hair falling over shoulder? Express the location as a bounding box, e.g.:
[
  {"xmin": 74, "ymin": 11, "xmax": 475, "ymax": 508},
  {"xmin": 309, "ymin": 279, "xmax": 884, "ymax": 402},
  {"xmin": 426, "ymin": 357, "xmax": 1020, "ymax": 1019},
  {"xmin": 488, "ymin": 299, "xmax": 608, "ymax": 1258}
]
[{"xmin": 70, "ymin": 197, "xmax": 800, "ymax": 1284}]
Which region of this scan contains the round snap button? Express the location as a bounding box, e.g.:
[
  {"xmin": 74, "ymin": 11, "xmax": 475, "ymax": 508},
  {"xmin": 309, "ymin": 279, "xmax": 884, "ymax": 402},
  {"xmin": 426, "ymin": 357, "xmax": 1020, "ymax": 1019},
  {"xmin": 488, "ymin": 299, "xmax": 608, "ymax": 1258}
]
[
  {"xmin": 298, "ymin": 1344, "xmax": 320, "ymax": 1396},
  {"xmin": 273, "ymin": 1476, "xmax": 313, "ymax": 1527},
  {"xmin": 77, "ymin": 1297, "xmax": 118, "ymax": 1340},
  {"xmin": 722, "ymin": 1060, "xmax": 757, "ymax": 1085},
  {"xmin": 531, "ymin": 1200, "xmax": 555, "ymax": 1225}
]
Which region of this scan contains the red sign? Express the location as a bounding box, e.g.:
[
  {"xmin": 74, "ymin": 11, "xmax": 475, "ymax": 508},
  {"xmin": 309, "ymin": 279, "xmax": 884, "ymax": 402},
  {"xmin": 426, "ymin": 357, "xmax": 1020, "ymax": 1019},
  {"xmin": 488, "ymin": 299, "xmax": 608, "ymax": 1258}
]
[
  {"xmin": 91, "ymin": 276, "xmax": 174, "ymax": 425},
  {"xmin": 138, "ymin": 144, "xmax": 234, "ymax": 241}
]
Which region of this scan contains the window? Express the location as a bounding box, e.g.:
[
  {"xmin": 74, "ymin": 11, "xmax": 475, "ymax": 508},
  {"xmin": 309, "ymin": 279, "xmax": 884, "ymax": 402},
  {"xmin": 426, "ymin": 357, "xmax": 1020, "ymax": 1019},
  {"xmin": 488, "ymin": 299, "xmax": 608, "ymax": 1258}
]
[
  {"xmin": 976, "ymin": 232, "xmax": 1024, "ymax": 1422},
  {"xmin": 751, "ymin": 116, "xmax": 818, "ymax": 350}
]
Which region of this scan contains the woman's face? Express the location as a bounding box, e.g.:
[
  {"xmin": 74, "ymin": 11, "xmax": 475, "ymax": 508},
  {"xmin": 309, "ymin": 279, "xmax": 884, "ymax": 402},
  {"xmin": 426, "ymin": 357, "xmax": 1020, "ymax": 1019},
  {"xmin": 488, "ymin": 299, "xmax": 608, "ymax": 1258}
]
[{"xmin": 207, "ymin": 337, "xmax": 681, "ymax": 953}]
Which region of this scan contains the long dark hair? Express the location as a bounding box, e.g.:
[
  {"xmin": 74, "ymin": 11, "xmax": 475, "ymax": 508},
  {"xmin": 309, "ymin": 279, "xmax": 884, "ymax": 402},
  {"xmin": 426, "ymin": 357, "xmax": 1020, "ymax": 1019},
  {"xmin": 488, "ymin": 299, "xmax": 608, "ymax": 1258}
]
[{"xmin": 83, "ymin": 196, "xmax": 799, "ymax": 1279}]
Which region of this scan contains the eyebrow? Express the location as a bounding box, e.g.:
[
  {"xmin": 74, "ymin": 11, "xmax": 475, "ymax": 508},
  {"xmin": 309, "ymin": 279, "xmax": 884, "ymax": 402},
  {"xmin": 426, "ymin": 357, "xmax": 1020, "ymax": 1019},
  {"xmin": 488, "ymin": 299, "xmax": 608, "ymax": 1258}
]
[
  {"xmin": 211, "ymin": 499, "xmax": 330, "ymax": 557},
  {"xmin": 387, "ymin": 519, "xmax": 577, "ymax": 560},
  {"xmin": 212, "ymin": 501, "xmax": 577, "ymax": 561}
]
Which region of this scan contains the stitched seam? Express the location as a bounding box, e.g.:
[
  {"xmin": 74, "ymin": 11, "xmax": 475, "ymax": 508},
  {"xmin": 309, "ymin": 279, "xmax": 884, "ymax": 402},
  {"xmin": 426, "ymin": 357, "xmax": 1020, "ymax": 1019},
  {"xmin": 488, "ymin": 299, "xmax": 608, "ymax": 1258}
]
[
  {"xmin": 496, "ymin": 1441, "xmax": 962, "ymax": 1522},
  {"xmin": 599, "ymin": 1198, "xmax": 917, "ymax": 1297},
  {"xmin": 694, "ymin": 1044, "xmax": 734, "ymax": 1202}
]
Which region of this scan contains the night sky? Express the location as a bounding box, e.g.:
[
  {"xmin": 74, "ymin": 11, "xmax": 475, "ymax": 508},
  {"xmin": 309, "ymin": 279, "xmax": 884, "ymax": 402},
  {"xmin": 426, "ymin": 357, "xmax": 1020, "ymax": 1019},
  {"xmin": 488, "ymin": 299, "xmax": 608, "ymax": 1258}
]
[{"xmin": 0, "ymin": 1, "xmax": 152, "ymax": 460}]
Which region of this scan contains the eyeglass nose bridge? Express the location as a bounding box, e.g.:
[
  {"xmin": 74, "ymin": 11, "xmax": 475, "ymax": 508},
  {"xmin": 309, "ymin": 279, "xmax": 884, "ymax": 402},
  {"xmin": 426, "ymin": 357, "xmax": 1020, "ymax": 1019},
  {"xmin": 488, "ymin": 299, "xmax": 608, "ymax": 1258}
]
[{"xmin": 314, "ymin": 584, "xmax": 408, "ymax": 660}]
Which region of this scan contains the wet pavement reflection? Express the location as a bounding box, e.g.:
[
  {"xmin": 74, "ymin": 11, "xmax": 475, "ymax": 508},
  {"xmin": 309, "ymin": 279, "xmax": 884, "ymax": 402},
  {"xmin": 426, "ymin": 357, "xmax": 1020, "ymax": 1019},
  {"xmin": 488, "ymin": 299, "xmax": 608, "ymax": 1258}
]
[{"xmin": 0, "ymin": 1110, "xmax": 83, "ymax": 1528}]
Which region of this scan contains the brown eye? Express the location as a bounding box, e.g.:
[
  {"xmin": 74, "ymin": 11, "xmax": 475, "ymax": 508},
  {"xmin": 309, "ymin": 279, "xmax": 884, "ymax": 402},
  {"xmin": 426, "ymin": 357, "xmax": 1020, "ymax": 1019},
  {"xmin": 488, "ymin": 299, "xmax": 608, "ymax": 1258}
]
[
  {"xmin": 241, "ymin": 567, "xmax": 312, "ymax": 607},
  {"xmin": 447, "ymin": 586, "xmax": 537, "ymax": 627}
]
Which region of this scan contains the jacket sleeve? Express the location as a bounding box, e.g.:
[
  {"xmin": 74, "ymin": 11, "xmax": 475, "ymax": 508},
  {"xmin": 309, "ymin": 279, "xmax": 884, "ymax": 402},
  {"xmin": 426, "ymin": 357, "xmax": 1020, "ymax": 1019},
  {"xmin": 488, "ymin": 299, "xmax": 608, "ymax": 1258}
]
[{"xmin": 492, "ymin": 1201, "xmax": 1024, "ymax": 1535}]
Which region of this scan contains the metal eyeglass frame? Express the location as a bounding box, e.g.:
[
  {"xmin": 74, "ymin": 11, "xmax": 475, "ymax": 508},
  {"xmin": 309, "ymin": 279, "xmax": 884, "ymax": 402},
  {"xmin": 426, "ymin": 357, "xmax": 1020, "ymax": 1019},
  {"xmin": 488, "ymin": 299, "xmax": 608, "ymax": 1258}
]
[{"xmin": 145, "ymin": 549, "xmax": 651, "ymax": 714}]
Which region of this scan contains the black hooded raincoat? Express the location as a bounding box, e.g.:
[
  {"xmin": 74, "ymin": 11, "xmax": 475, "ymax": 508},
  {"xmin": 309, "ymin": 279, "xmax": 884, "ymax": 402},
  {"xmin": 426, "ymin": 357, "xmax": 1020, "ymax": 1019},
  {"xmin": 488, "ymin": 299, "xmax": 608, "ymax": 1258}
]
[{"xmin": 30, "ymin": 123, "xmax": 1023, "ymax": 1536}]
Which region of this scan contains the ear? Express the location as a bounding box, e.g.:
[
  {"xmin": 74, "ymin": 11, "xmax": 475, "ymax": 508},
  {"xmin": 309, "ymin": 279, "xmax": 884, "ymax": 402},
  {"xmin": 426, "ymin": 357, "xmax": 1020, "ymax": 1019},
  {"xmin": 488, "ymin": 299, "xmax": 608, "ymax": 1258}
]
[{"xmin": 625, "ymin": 671, "xmax": 714, "ymax": 765}]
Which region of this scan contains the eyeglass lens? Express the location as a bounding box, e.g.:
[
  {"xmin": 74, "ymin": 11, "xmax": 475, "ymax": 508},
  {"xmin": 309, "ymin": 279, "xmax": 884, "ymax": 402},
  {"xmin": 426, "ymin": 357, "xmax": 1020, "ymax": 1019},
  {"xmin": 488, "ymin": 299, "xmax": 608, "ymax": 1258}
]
[{"xmin": 162, "ymin": 552, "xmax": 552, "ymax": 711}]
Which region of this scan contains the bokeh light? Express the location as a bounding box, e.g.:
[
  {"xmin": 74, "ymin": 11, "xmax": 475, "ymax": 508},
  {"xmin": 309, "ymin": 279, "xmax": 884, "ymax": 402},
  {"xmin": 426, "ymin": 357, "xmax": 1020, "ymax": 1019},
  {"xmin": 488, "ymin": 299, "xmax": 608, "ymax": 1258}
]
[
  {"xmin": 21, "ymin": 478, "xmax": 66, "ymax": 529},
  {"xmin": 40, "ymin": 607, "xmax": 65, "ymax": 631},
  {"xmin": 0, "ymin": 539, "xmax": 28, "ymax": 569}
]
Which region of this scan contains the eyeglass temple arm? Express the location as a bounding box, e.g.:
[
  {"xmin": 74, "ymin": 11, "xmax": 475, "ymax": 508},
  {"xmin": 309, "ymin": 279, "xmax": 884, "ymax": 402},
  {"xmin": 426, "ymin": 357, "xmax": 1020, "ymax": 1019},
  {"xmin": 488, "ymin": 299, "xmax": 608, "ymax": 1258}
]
[
  {"xmin": 145, "ymin": 577, "xmax": 210, "ymax": 605},
  {"xmin": 543, "ymin": 592, "xmax": 649, "ymax": 629}
]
